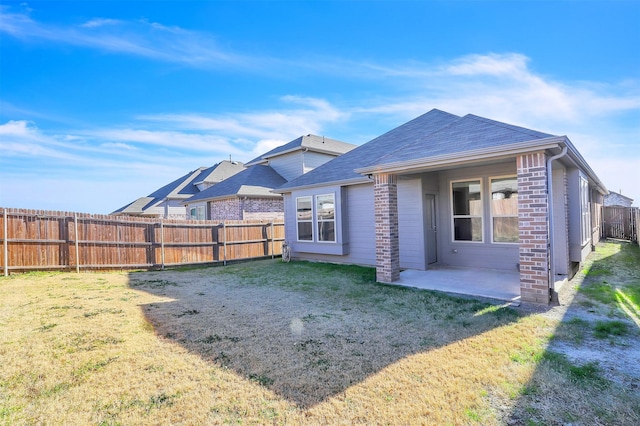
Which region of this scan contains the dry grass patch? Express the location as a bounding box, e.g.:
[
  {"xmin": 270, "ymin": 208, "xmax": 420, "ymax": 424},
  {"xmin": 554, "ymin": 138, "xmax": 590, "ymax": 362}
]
[{"xmin": 1, "ymin": 259, "xmax": 637, "ymax": 424}]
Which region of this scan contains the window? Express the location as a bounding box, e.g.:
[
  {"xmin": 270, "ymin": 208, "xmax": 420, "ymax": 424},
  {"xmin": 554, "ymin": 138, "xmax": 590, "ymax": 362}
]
[
  {"xmin": 452, "ymin": 180, "xmax": 483, "ymax": 241},
  {"xmin": 296, "ymin": 196, "xmax": 313, "ymax": 241},
  {"xmin": 491, "ymin": 177, "xmax": 519, "ymax": 243},
  {"xmin": 190, "ymin": 206, "xmax": 205, "ymax": 220},
  {"xmin": 580, "ymin": 177, "xmax": 591, "ymax": 245},
  {"xmin": 316, "ymin": 194, "xmax": 335, "ymax": 242}
]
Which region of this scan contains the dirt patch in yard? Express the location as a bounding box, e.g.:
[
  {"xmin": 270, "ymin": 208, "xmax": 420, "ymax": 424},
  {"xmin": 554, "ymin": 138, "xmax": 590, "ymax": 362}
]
[
  {"xmin": 507, "ymin": 240, "xmax": 640, "ymax": 425},
  {"xmin": 542, "ymin": 240, "xmax": 639, "ymax": 387},
  {"xmin": 131, "ymin": 262, "xmax": 530, "ymax": 410}
]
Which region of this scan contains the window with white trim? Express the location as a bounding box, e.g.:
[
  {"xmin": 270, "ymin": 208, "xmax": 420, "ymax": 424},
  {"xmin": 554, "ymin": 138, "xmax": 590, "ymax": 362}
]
[
  {"xmin": 580, "ymin": 177, "xmax": 591, "ymax": 245},
  {"xmin": 452, "ymin": 180, "xmax": 483, "ymax": 242},
  {"xmin": 316, "ymin": 194, "xmax": 335, "ymax": 242},
  {"xmin": 491, "ymin": 176, "xmax": 519, "ymax": 243},
  {"xmin": 296, "ymin": 196, "xmax": 313, "ymax": 241},
  {"xmin": 190, "ymin": 206, "xmax": 205, "ymax": 220}
]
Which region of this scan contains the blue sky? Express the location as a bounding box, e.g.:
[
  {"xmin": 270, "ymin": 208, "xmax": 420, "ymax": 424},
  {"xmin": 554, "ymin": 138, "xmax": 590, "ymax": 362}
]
[{"xmin": 1, "ymin": 0, "xmax": 639, "ymax": 213}]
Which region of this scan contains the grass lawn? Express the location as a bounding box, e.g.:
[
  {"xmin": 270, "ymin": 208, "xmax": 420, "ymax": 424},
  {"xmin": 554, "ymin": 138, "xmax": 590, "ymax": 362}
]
[{"xmin": 1, "ymin": 241, "xmax": 638, "ymax": 425}]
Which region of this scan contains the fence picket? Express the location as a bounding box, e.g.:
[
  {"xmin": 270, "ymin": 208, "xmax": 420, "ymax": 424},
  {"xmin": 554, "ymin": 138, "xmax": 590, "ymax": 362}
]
[{"xmin": 0, "ymin": 208, "xmax": 284, "ymax": 273}]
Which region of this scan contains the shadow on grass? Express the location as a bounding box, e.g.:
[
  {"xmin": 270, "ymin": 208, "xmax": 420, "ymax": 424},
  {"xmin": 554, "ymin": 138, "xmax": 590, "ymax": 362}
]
[
  {"xmin": 128, "ymin": 260, "xmax": 531, "ymax": 409},
  {"xmin": 507, "ymin": 240, "xmax": 640, "ymax": 425}
]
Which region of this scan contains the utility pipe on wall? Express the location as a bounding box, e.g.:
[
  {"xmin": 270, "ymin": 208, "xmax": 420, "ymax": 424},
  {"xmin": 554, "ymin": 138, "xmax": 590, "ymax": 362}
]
[{"xmin": 546, "ymin": 145, "xmax": 568, "ymax": 300}]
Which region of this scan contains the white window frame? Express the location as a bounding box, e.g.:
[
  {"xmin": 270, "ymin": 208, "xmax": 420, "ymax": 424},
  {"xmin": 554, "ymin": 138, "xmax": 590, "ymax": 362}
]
[
  {"xmin": 580, "ymin": 177, "xmax": 591, "ymax": 245},
  {"xmin": 490, "ymin": 175, "xmax": 519, "ymax": 244},
  {"xmin": 451, "ymin": 178, "xmax": 484, "ymax": 243},
  {"xmin": 296, "ymin": 196, "xmax": 313, "ymax": 241},
  {"xmin": 316, "ymin": 193, "xmax": 336, "ymax": 243},
  {"xmin": 190, "ymin": 205, "xmax": 205, "ymax": 220}
]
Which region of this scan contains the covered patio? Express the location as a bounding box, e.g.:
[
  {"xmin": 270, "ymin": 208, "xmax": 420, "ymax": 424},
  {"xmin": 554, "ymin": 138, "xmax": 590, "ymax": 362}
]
[{"xmin": 395, "ymin": 267, "xmax": 521, "ymax": 303}]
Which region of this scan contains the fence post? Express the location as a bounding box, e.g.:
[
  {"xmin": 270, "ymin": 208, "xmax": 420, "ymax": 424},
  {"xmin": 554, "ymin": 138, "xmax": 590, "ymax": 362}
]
[
  {"xmin": 160, "ymin": 219, "xmax": 165, "ymax": 270},
  {"xmin": 74, "ymin": 213, "xmax": 80, "ymax": 273},
  {"xmin": 222, "ymin": 222, "xmax": 227, "ymax": 266},
  {"xmin": 3, "ymin": 209, "xmax": 8, "ymax": 277},
  {"xmin": 270, "ymin": 222, "xmax": 275, "ymax": 259}
]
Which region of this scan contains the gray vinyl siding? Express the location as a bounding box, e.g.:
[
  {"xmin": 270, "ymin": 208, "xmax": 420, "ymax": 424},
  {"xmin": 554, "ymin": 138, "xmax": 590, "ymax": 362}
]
[
  {"xmin": 567, "ymin": 168, "xmax": 593, "ymax": 263},
  {"xmin": 303, "ymin": 152, "xmax": 338, "ymax": 174},
  {"xmin": 551, "ymin": 164, "xmax": 569, "ymax": 277},
  {"xmin": 285, "ymin": 183, "xmax": 376, "ymax": 266},
  {"xmin": 269, "ymin": 152, "xmax": 304, "ymax": 181},
  {"xmin": 398, "ymin": 178, "xmax": 426, "ymax": 270},
  {"xmin": 437, "ymin": 161, "xmax": 520, "ymax": 272}
]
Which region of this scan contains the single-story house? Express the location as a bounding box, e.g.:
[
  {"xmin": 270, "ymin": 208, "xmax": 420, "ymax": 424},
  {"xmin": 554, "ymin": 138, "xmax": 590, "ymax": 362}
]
[
  {"xmin": 604, "ymin": 190, "xmax": 634, "ymax": 207},
  {"xmin": 112, "ymin": 160, "xmax": 245, "ymax": 219},
  {"xmin": 183, "ymin": 134, "xmax": 355, "ymax": 221},
  {"xmin": 275, "ymin": 109, "xmax": 607, "ymax": 304}
]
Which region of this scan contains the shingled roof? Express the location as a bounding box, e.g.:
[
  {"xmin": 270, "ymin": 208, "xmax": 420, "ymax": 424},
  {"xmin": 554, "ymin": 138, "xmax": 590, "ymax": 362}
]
[
  {"xmin": 277, "ymin": 109, "xmax": 460, "ymax": 190},
  {"xmin": 112, "ymin": 160, "xmax": 245, "ymax": 215},
  {"xmin": 245, "ymin": 134, "xmax": 355, "ymax": 166},
  {"xmin": 186, "ymin": 165, "xmax": 287, "ymax": 202}
]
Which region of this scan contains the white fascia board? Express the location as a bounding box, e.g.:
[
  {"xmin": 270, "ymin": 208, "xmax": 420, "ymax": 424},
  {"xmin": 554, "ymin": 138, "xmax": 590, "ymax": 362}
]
[
  {"xmin": 354, "ymin": 137, "xmax": 567, "ymax": 175},
  {"xmin": 272, "ymin": 177, "xmax": 371, "ymax": 194}
]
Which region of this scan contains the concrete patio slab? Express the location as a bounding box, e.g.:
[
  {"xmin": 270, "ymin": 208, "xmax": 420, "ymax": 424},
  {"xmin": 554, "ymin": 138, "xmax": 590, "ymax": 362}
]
[{"xmin": 395, "ymin": 266, "xmax": 521, "ymax": 303}]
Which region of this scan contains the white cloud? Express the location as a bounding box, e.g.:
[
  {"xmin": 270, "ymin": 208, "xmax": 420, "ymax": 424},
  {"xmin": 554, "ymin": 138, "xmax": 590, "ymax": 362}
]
[
  {"xmin": 0, "ymin": 6, "xmax": 247, "ymax": 67},
  {"xmin": 81, "ymin": 18, "xmax": 122, "ymax": 28}
]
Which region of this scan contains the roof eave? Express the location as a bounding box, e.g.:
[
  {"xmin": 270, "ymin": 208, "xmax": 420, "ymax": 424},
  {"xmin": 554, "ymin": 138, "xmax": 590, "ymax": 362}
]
[
  {"xmin": 562, "ymin": 138, "xmax": 608, "ymax": 194},
  {"xmin": 273, "ymin": 177, "xmax": 371, "ymax": 194},
  {"xmin": 354, "ymin": 137, "xmax": 567, "ymax": 175}
]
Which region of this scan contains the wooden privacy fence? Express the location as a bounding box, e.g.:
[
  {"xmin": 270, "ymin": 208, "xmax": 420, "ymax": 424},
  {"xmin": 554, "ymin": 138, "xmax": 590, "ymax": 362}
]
[
  {"xmin": 1, "ymin": 208, "xmax": 284, "ymax": 275},
  {"xmin": 603, "ymin": 206, "xmax": 638, "ymax": 243}
]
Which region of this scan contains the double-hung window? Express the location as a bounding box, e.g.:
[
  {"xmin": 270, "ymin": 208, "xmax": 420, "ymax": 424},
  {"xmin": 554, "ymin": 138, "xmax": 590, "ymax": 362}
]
[
  {"xmin": 296, "ymin": 194, "xmax": 336, "ymax": 242},
  {"xmin": 296, "ymin": 197, "xmax": 313, "ymax": 241},
  {"xmin": 452, "ymin": 180, "xmax": 483, "ymax": 242},
  {"xmin": 491, "ymin": 176, "xmax": 519, "ymax": 243},
  {"xmin": 316, "ymin": 194, "xmax": 335, "ymax": 242}
]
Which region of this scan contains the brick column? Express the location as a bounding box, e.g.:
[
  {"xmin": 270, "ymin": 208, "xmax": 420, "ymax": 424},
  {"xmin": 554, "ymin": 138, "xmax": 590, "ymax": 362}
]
[
  {"xmin": 517, "ymin": 152, "xmax": 550, "ymax": 304},
  {"xmin": 374, "ymin": 173, "xmax": 400, "ymax": 283}
]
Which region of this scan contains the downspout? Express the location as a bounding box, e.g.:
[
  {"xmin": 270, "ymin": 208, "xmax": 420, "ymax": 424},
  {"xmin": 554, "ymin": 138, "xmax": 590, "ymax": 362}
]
[{"xmin": 547, "ymin": 145, "xmax": 568, "ymax": 301}]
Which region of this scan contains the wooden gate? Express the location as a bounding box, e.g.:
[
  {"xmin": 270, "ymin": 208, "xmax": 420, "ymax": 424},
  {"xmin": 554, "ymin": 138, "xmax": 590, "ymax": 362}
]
[{"xmin": 603, "ymin": 206, "xmax": 638, "ymax": 242}]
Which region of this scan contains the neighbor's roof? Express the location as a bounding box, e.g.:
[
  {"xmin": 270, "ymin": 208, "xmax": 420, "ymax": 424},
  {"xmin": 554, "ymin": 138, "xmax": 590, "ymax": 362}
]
[
  {"xmin": 185, "ymin": 165, "xmax": 287, "ymax": 202},
  {"xmin": 245, "ymin": 134, "xmax": 355, "ymax": 166},
  {"xmin": 192, "ymin": 160, "xmax": 245, "ymax": 186},
  {"xmin": 112, "ymin": 160, "xmax": 245, "ymax": 214},
  {"xmin": 277, "ymin": 109, "xmax": 460, "ymax": 190}
]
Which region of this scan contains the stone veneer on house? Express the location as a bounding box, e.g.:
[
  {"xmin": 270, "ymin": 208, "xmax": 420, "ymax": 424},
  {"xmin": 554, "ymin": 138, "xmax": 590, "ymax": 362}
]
[
  {"xmin": 374, "ymin": 173, "xmax": 400, "ymax": 283},
  {"xmin": 517, "ymin": 152, "xmax": 551, "ymax": 304}
]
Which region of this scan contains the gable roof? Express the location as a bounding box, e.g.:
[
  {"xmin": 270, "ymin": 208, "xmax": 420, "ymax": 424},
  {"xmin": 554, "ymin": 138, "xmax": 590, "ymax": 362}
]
[
  {"xmin": 277, "ymin": 109, "xmax": 460, "ymax": 190},
  {"xmin": 112, "ymin": 160, "xmax": 245, "ymax": 215},
  {"xmin": 370, "ymin": 113, "xmax": 555, "ymax": 168},
  {"xmin": 245, "ymin": 134, "xmax": 355, "ymax": 166},
  {"xmin": 185, "ymin": 165, "xmax": 287, "ymax": 202},
  {"xmin": 276, "ymin": 109, "xmax": 607, "ymax": 194},
  {"xmin": 192, "ymin": 160, "xmax": 245, "ymax": 186}
]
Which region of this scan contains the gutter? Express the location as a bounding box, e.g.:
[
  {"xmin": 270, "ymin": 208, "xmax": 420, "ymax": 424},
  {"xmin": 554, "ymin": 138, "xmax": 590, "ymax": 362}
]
[{"xmin": 547, "ymin": 145, "xmax": 568, "ymax": 300}]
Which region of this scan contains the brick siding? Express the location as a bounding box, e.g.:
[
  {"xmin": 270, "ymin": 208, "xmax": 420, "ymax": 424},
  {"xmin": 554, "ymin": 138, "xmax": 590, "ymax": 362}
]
[
  {"xmin": 374, "ymin": 173, "xmax": 400, "ymax": 283},
  {"xmin": 517, "ymin": 152, "xmax": 550, "ymax": 304},
  {"xmin": 209, "ymin": 197, "xmax": 283, "ymax": 221}
]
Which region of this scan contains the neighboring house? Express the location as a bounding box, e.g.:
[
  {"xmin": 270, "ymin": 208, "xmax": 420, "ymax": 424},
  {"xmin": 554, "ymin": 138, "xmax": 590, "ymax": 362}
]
[
  {"xmin": 112, "ymin": 160, "xmax": 245, "ymax": 219},
  {"xmin": 604, "ymin": 191, "xmax": 634, "ymax": 207},
  {"xmin": 275, "ymin": 109, "xmax": 607, "ymax": 305},
  {"xmin": 183, "ymin": 134, "xmax": 355, "ymax": 221}
]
